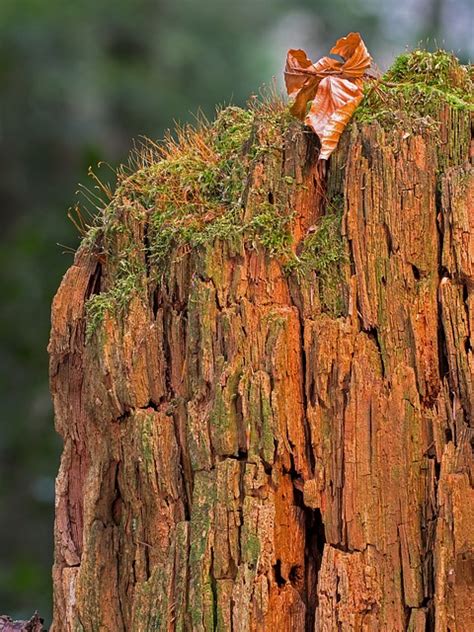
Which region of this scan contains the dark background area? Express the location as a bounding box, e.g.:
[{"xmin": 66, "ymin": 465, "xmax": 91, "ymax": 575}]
[{"xmin": 0, "ymin": 0, "xmax": 472, "ymax": 625}]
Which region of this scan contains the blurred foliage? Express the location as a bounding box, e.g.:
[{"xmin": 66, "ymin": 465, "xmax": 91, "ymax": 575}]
[{"xmin": 0, "ymin": 0, "xmax": 471, "ymax": 625}]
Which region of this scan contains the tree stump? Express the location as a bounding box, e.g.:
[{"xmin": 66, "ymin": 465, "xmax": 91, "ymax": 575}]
[{"xmin": 49, "ymin": 52, "xmax": 473, "ymax": 631}]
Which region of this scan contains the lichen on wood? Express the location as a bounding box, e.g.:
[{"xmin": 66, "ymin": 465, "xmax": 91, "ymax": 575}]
[{"xmin": 49, "ymin": 50, "xmax": 473, "ymax": 631}]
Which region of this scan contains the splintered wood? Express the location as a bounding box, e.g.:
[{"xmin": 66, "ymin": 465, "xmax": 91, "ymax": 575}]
[{"xmin": 49, "ymin": 103, "xmax": 473, "ymax": 630}]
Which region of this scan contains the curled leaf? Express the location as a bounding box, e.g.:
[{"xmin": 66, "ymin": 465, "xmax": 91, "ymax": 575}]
[
  {"xmin": 284, "ymin": 50, "xmax": 322, "ymax": 119},
  {"xmin": 330, "ymin": 32, "xmax": 371, "ymax": 77},
  {"xmin": 285, "ymin": 49, "xmax": 317, "ymax": 98},
  {"xmin": 307, "ymin": 77, "xmax": 364, "ymax": 160},
  {"xmin": 284, "ymin": 32, "xmax": 376, "ymax": 159}
]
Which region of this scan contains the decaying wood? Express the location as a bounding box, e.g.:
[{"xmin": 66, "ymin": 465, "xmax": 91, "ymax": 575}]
[{"xmin": 49, "ymin": 97, "xmax": 473, "ymax": 630}]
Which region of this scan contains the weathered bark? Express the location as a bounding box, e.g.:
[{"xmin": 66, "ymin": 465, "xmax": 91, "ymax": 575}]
[{"xmin": 49, "ymin": 76, "xmax": 473, "ymax": 629}]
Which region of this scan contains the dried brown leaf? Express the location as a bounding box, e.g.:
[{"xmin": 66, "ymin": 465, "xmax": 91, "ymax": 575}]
[
  {"xmin": 284, "ymin": 49, "xmax": 317, "ymax": 98},
  {"xmin": 284, "ymin": 32, "xmax": 375, "ymax": 159},
  {"xmin": 307, "ymin": 77, "xmax": 364, "ymax": 160},
  {"xmin": 330, "ymin": 32, "xmax": 371, "ymax": 77},
  {"xmin": 285, "ymin": 50, "xmax": 342, "ymax": 119}
]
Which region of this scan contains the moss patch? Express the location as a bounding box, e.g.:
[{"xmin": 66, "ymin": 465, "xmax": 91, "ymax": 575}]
[
  {"xmin": 355, "ymin": 49, "xmax": 473, "ymax": 127},
  {"xmin": 85, "ymin": 100, "xmax": 295, "ymax": 260},
  {"xmin": 285, "ymin": 196, "xmax": 346, "ymax": 316},
  {"xmin": 85, "ymin": 258, "xmax": 144, "ymax": 339},
  {"xmin": 82, "ymin": 97, "xmax": 302, "ymax": 335},
  {"xmin": 79, "ymin": 49, "xmax": 469, "ymax": 335}
]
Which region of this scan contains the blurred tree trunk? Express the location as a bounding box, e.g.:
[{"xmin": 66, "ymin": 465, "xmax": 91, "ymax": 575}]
[{"xmin": 49, "ymin": 97, "xmax": 473, "ymax": 631}]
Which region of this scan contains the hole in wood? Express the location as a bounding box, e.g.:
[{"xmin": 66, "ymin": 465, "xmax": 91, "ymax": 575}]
[
  {"xmin": 411, "ymin": 263, "xmax": 421, "ymax": 281},
  {"xmin": 273, "ymin": 559, "xmax": 286, "ymax": 587}
]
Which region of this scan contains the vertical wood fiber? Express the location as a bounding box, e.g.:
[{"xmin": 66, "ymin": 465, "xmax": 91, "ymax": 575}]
[{"xmin": 49, "ymin": 101, "xmax": 473, "ymax": 630}]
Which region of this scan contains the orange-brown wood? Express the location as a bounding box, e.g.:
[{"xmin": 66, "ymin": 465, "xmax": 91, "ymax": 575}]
[{"xmin": 49, "ymin": 99, "xmax": 473, "ymax": 631}]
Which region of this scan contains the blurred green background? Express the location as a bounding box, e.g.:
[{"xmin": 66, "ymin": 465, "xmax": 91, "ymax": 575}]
[{"xmin": 0, "ymin": 0, "xmax": 472, "ymax": 625}]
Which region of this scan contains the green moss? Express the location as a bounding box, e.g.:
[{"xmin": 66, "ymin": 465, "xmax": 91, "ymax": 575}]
[
  {"xmin": 80, "ymin": 98, "xmax": 305, "ymax": 338},
  {"xmin": 213, "ymin": 106, "xmax": 255, "ymax": 155},
  {"xmin": 355, "ymin": 49, "xmax": 473, "ymax": 127},
  {"xmin": 139, "ymin": 107, "xmax": 253, "ymax": 270},
  {"xmin": 140, "ymin": 413, "xmax": 155, "ymax": 469},
  {"xmin": 285, "ymin": 196, "xmax": 346, "ymax": 316},
  {"xmin": 242, "ymin": 532, "xmax": 261, "ymax": 567},
  {"xmin": 82, "ymin": 98, "xmax": 297, "ymax": 274},
  {"xmin": 85, "ymin": 257, "xmax": 144, "ymax": 339},
  {"xmin": 387, "ymin": 49, "xmax": 468, "ymax": 88},
  {"xmin": 209, "ymin": 361, "xmax": 242, "ymax": 456},
  {"xmin": 247, "ymin": 374, "xmax": 275, "ymax": 466},
  {"xmin": 78, "ymin": 50, "xmax": 470, "ymax": 341},
  {"xmin": 259, "ymin": 391, "xmax": 274, "ymax": 466},
  {"xmin": 82, "ymin": 43, "xmax": 466, "ymax": 337},
  {"xmin": 248, "ymin": 202, "xmax": 294, "ymax": 257},
  {"xmin": 188, "ymin": 471, "xmax": 217, "ymax": 629}
]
